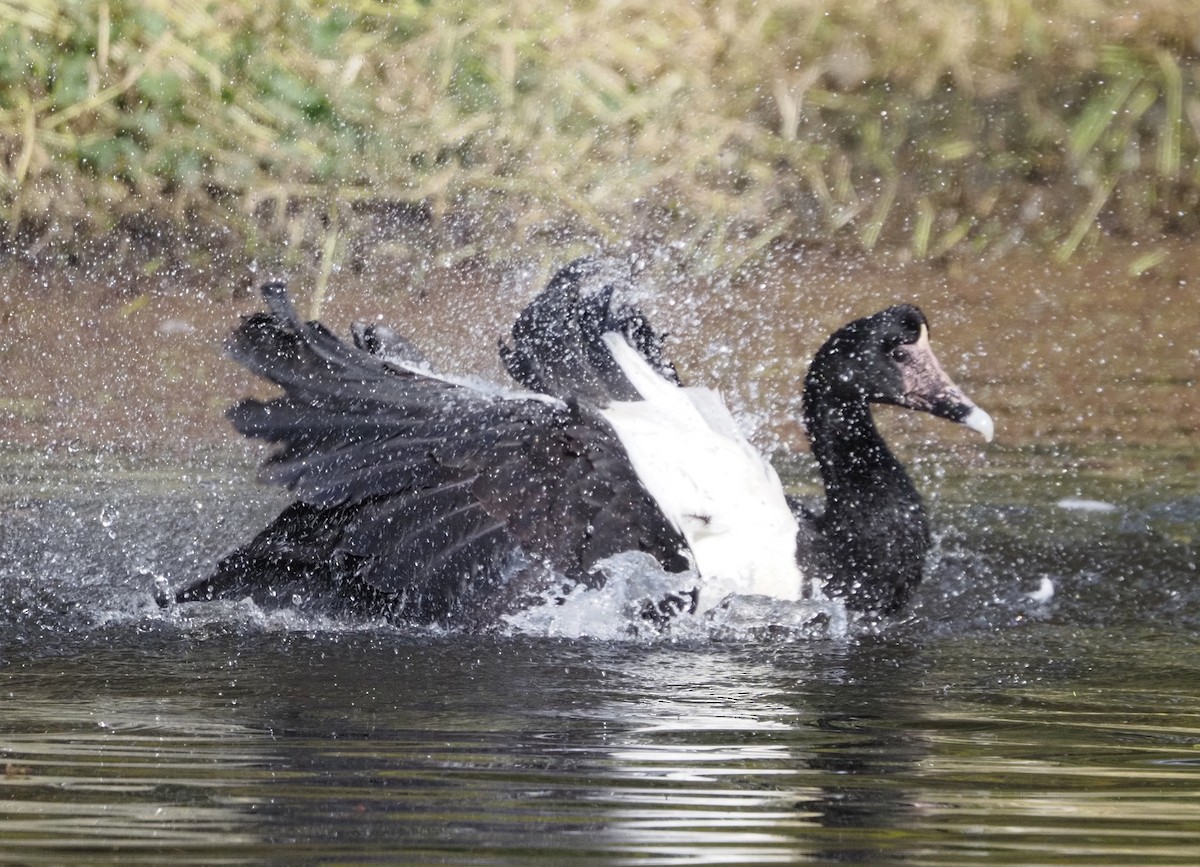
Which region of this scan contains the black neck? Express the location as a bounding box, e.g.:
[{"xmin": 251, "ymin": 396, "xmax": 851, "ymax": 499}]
[
  {"xmin": 806, "ymin": 398, "xmax": 909, "ymax": 501},
  {"xmin": 802, "ymin": 388, "xmax": 929, "ymax": 614}
]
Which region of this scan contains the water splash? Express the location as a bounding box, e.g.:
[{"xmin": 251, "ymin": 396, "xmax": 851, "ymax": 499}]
[{"xmin": 502, "ymin": 551, "xmax": 851, "ymax": 642}]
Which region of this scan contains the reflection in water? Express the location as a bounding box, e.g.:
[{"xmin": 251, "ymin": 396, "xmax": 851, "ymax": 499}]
[
  {"xmin": 1, "ymin": 449, "xmax": 1199, "ymax": 863},
  {"xmin": 3, "ymin": 627, "xmax": 1200, "ymax": 864},
  {"xmin": 584, "ymin": 645, "xmax": 931, "ymax": 865},
  {"xmin": 1, "ymin": 692, "xmax": 275, "ymax": 860},
  {"xmin": 594, "ymin": 650, "xmax": 813, "ymax": 864},
  {"xmin": 909, "ymin": 708, "xmax": 1200, "ymax": 862}
]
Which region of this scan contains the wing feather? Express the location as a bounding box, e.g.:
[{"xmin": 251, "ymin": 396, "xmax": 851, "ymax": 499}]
[{"xmin": 180, "ymin": 282, "xmax": 689, "ymax": 624}]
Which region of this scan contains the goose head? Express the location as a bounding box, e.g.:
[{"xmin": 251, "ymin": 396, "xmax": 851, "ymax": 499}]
[{"xmin": 804, "ymin": 304, "xmax": 994, "ymax": 442}]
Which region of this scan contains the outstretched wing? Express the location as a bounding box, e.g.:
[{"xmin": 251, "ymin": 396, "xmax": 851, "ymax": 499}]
[{"xmin": 184, "ymin": 282, "xmax": 688, "ymax": 623}]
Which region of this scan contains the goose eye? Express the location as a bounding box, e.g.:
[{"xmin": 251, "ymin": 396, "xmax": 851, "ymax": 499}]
[{"xmin": 890, "ymin": 346, "xmax": 910, "ymax": 363}]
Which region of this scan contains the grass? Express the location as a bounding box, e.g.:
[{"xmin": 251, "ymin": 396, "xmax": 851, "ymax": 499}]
[{"xmin": 1, "ymin": 0, "xmax": 1198, "ymax": 274}]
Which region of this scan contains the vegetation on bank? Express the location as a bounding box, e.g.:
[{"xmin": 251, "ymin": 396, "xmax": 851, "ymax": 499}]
[{"xmin": 1, "ymin": 0, "xmax": 1198, "ymax": 273}]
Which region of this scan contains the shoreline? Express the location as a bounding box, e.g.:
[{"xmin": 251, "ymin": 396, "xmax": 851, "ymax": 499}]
[{"xmin": 0, "ymin": 238, "xmax": 1195, "ymax": 463}]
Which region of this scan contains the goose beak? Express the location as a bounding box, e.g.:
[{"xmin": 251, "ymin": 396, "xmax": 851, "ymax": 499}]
[
  {"xmin": 961, "ymin": 405, "xmax": 995, "ymax": 443},
  {"xmin": 896, "ymin": 325, "xmax": 994, "ymax": 443}
]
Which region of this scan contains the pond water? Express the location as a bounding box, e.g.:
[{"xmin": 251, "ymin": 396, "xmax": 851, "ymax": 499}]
[
  {"xmin": 1, "ymin": 244, "xmax": 1198, "ymax": 863},
  {"xmin": 1, "ymin": 443, "xmax": 1197, "ymax": 865}
]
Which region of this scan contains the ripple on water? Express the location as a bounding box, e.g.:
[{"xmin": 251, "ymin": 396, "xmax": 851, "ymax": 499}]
[{"xmin": 1, "ymin": 447, "xmax": 1199, "ymax": 863}]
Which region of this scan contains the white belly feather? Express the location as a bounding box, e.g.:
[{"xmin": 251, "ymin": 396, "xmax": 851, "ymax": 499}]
[{"xmin": 599, "ymin": 333, "xmax": 806, "ymax": 611}]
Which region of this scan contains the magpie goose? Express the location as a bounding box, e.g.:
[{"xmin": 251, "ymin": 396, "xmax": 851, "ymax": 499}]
[{"xmin": 174, "ymin": 258, "xmax": 992, "ymax": 626}]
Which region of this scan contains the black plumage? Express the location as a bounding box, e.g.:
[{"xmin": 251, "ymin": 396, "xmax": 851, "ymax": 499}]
[
  {"xmin": 177, "ymin": 271, "xmax": 690, "ymax": 625},
  {"xmin": 176, "ymin": 259, "xmax": 991, "ymax": 626}
]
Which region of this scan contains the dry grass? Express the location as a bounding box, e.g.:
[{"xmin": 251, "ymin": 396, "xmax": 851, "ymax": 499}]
[{"xmin": 1, "ymin": 0, "xmax": 1197, "ymax": 272}]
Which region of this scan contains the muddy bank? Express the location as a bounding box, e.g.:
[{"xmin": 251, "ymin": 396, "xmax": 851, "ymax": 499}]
[{"xmin": 0, "ymin": 241, "xmax": 1195, "ymax": 479}]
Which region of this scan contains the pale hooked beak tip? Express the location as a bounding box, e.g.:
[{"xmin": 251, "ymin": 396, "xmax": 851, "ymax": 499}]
[{"xmin": 963, "ymin": 406, "xmax": 995, "ymax": 443}]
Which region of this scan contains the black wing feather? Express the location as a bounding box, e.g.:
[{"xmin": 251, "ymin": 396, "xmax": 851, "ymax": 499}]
[
  {"xmin": 499, "ymin": 257, "xmax": 679, "ymax": 404},
  {"xmin": 180, "ymin": 278, "xmax": 689, "ymax": 625}
]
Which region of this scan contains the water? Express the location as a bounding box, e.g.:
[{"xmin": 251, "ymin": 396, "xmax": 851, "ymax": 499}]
[
  {"xmin": 2, "ymin": 242, "xmax": 1197, "ymax": 861},
  {"xmin": 2, "ymin": 446, "xmax": 1198, "ymax": 864}
]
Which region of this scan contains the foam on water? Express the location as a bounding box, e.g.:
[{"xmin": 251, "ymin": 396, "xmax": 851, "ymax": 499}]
[
  {"xmin": 11, "ymin": 474, "xmax": 1195, "ymax": 646},
  {"xmin": 502, "ymin": 551, "xmax": 852, "ymax": 642},
  {"xmin": 57, "ymin": 552, "xmax": 851, "ymax": 645},
  {"xmin": 1056, "ymin": 497, "xmax": 1120, "ymax": 513}
]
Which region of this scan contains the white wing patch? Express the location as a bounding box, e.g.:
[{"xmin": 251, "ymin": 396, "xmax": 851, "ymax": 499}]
[{"xmin": 598, "ymin": 333, "xmax": 806, "ymax": 611}]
